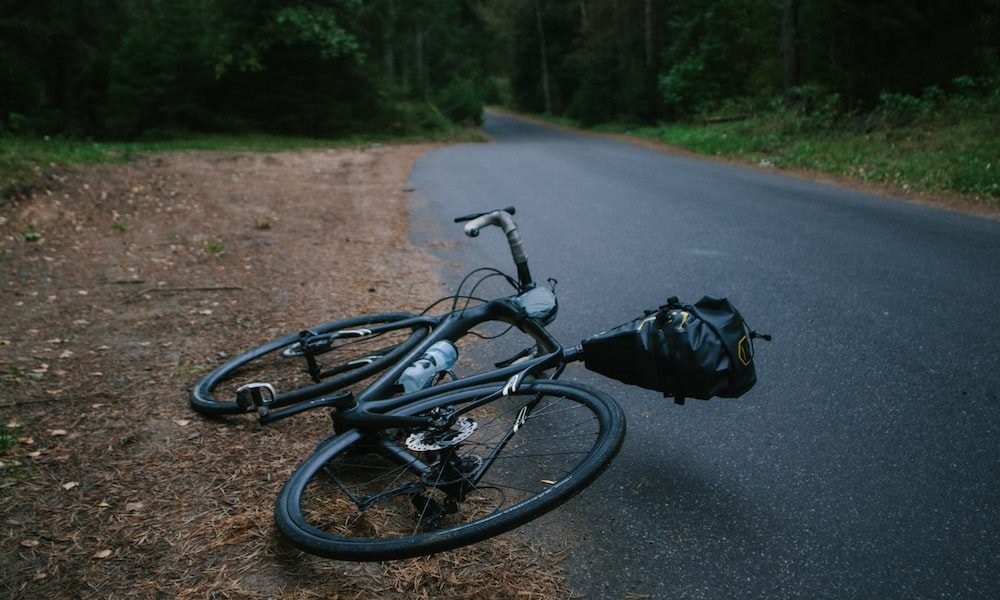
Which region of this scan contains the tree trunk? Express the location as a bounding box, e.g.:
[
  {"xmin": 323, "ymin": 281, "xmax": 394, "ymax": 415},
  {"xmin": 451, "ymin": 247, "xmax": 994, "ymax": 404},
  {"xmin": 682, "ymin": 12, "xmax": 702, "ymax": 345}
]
[
  {"xmin": 415, "ymin": 29, "xmax": 427, "ymax": 101},
  {"xmin": 383, "ymin": 2, "xmax": 395, "ymax": 87},
  {"xmin": 534, "ymin": 0, "xmax": 553, "ymax": 114},
  {"xmin": 644, "ymin": 0, "xmax": 653, "ymax": 67},
  {"xmin": 783, "ymin": 0, "xmax": 800, "ymax": 96}
]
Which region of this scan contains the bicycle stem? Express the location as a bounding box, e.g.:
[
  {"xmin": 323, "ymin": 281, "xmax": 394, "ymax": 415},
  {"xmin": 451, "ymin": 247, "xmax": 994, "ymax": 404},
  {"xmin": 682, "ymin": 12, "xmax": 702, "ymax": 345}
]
[{"xmin": 562, "ymin": 344, "xmax": 584, "ymax": 363}]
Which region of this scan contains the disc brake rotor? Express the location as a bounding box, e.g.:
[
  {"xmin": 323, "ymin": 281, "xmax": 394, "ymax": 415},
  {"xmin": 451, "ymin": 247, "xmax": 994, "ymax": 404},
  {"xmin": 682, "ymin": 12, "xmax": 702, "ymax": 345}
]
[{"xmin": 405, "ymin": 417, "xmax": 477, "ymax": 452}]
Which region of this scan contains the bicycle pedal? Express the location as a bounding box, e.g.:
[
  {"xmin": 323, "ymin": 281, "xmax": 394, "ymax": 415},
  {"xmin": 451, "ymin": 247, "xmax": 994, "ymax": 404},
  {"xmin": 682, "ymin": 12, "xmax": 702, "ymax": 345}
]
[{"xmin": 235, "ymin": 382, "xmax": 276, "ymax": 411}]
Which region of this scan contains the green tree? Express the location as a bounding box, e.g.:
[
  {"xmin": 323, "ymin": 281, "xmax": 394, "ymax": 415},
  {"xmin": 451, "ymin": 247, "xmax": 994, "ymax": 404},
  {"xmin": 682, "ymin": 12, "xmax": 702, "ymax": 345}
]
[
  {"xmin": 1, "ymin": 0, "xmax": 493, "ymax": 138},
  {"xmin": 0, "ymin": 0, "xmax": 126, "ymax": 134},
  {"xmin": 799, "ymin": 0, "xmax": 999, "ymax": 106},
  {"xmin": 104, "ymin": 0, "xmax": 222, "ymax": 137},
  {"xmin": 208, "ymin": 0, "xmax": 375, "ymax": 136},
  {"xmin": 658, "ymin": 0, "xmax": 781, "ymax": 118}
]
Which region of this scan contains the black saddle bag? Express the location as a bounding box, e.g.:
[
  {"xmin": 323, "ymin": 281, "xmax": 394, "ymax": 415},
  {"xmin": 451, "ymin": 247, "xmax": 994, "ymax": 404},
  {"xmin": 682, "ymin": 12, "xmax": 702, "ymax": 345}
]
[{"xmin": 581, "ymin": 296, "xmax": 766, "ymax": 404}]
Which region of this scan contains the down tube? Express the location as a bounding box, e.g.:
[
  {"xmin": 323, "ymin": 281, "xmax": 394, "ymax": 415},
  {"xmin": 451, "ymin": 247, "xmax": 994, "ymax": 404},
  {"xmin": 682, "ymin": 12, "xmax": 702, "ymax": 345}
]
[{"xmin": 360, "ymin": 299, "xmax": 564, "ymax": 414}]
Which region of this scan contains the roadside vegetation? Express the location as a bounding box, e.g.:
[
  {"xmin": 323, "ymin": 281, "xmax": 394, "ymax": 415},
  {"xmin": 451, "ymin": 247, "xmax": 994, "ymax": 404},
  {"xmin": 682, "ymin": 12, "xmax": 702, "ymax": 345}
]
[
  {"xmin": 0, "ymin": 127, "xmax": 482, "ymax": 196},
  {"xmin": 599, "ymin": 79, "xmax": 1000, "ymax": 202}
]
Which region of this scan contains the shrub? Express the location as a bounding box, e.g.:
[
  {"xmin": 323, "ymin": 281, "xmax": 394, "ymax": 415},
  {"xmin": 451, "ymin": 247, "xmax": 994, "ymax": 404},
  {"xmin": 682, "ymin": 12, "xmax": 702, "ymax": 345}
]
[
  {"xmin": 432, "ymin": 80, "xmax": 484, "ymax": 126},
  {"xmin": 659, "ymin": 56, "xmax": 716, "ymax": 118}
]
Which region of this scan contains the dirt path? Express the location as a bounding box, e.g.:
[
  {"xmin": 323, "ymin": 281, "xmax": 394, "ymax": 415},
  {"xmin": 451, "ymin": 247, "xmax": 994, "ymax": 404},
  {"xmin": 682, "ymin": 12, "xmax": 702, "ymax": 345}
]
[{"xmin": 1, "ymin": 147, "xmax": 568, "ymax": 599}]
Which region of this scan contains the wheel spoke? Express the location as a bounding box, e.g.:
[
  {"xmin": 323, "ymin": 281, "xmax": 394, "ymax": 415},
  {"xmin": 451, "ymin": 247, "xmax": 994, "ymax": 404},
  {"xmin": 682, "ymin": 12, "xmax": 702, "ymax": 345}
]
[
  {"xmin": 191, "ymin": 313, "xmax": 424, "ymax": 415},
  {"xmin": 277, "ymin": 380, "xmax": 625, "ymax": 560}
]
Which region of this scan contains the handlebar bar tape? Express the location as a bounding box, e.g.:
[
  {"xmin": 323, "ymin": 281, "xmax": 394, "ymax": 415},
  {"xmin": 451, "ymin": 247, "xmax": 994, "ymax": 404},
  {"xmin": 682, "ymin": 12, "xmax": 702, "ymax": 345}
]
[
  {"xmin": 461, "ymin": 209, "xmax": 532, "ymax": 288},
  {"xmin": 454, "ymin": 206, "xmax": 516, "ymax": 223}
]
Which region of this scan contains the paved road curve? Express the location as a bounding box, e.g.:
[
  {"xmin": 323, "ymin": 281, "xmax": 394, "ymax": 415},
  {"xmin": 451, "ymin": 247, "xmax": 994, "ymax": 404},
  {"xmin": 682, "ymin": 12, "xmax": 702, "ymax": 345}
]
[{"xmin": 408, "ymin": 112, "xmax": 1000, "ymax": 599}]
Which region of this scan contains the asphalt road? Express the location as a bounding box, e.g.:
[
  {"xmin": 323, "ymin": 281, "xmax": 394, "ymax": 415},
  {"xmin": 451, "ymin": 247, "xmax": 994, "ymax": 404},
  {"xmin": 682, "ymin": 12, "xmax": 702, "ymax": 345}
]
[{"xmin": 407, "ymin": 112, "xmax": 1000, "ymax": 599}]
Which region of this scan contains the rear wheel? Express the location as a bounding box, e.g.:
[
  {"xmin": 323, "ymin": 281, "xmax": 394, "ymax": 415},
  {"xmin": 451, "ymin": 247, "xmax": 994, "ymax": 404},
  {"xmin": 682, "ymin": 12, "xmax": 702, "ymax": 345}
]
[
  {"xmin": 274, "ymin": 380, "xmax": 626, "ymax": 560},
  {"xmin": 190, "ymin": 313, "xmax": 428, "ymax": 415}
]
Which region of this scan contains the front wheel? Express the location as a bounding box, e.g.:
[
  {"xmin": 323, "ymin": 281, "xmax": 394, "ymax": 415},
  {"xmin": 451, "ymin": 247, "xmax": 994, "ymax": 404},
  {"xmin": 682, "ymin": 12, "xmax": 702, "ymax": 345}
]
[
  {"xmin": 190, "ymin": 312, "xmax": 428, "ymax": 415},
  {"xmin": 274, "ymin": 380, "xmax": 626, "ymax": 560}
]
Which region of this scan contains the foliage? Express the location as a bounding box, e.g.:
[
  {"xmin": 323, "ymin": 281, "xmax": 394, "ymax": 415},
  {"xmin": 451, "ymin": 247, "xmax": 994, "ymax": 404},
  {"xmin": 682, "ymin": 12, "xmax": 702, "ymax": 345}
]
[
  {"xmin": 496, "ymin": 0, "xmax": 999, "ymax": 125},
  {"xmin": 433, "ymin": 80, "xmax": 485, "ymax": 125},
  {"xmin": 507, "ymin": 1, "xmax": 661, "ymax": 123},
  {"xmin": 0, "ymin": 366, "xmax": 42, "ymax": 384},
  {"xmin": 797, "ymin": 0, "xmax": 999, "ymax": 107},
  {"xmin": 658, "ymin": 0, "xmax": 781, "ymax": 118},
  {"xmin": 268, "ymin": 5, "xmax": 361, "ymax": 61},
  {"xmin": 0, "ymin": 0, "xmax": 489, "ymax": 140},
  {"xmin": 0, "ymin": 130, "xmax": 482, "ymax": 193},
  {"xmin": 1, "ymin": 0, "xmax": 997, "ymax": 185},
  {"xmin": 0, "ymin": 425, "xmax": 11, "ymax": 452},
  {"xmin": 617, "ymin": 81, "xmax": 1000, "ymax": 200}
]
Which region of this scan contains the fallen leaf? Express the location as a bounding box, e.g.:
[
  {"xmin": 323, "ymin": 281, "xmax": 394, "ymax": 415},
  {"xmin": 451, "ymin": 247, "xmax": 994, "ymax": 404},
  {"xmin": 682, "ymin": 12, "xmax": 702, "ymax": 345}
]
[
  {"xmin": 173, "ymin": 419, "xmax": 191, "ymax": 427},
  {"xmin": 19, "ymin": 436, "xmax": 34, "ymax": 445},
  {"xmin": 20, "ymin": 539, "xmax": 40, "ymax": 548},
  {"xmin": 93, "ymin": 549, "xmax": 112, "ymax": 559},
  {"xmin": 62, "ymin": 481, "xmax": 79, "ymax": 491},
  {"xmin": 98, "ymin": 501, "xmax": 110, "ymax": 508},
  {"xmin": 50, "ymin": 429, "xmax": 68, "ymax": 437},
  {"xmin": 125, "ymin": 502, "xmax": 144, "ymax": 512},
  {"xmin": 27, "ymin": 451, "xmax": 42, "ymax": 459},
  {"xmin": 59, "ymin": 350, "xmax": 73, "ymax": 359}
]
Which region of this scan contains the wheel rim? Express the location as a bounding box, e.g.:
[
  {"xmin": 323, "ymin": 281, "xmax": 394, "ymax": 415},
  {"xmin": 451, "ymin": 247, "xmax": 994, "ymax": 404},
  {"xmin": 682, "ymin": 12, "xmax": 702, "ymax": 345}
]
[
  {"xmin": 279, "ymin": 381, "xmax": 623, "ymax": 559},
  {"xmin": 202, "ymin": 318, "xmax": 424, "ymax": 406}
]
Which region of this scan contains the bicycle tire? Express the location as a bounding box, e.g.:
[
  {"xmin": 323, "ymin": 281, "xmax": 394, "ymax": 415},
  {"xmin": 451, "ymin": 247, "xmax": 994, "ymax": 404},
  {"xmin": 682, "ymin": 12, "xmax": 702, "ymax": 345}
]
[
  {"xmin": 274, "ymin": 380, "xmax": 626, "ymax": 560},
  {"xmin": 190, "ymin": 312, "xmax": 428, "ymax": 415}
]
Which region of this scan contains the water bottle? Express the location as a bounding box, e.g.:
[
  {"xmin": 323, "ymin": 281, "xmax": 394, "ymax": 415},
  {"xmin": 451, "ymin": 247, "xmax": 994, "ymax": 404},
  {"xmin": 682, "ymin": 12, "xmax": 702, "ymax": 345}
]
[{"xmin": 397, "ymin": 340, "xmax": 458, "ymax": 393}]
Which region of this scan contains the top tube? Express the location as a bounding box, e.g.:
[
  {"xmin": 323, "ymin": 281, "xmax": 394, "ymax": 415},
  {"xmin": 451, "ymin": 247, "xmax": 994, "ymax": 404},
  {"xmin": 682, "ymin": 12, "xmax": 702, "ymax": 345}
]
[{"xmin": 359, "ymin": 295, "xmax": 562, "ymax": 413}]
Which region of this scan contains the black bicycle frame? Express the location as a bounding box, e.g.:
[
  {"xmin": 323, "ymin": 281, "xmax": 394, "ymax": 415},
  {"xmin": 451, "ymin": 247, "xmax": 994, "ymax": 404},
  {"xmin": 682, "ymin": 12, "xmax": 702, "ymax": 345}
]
[{"xmin": 258, "ymin": 294, "xmax": 573, "ymax": 428}]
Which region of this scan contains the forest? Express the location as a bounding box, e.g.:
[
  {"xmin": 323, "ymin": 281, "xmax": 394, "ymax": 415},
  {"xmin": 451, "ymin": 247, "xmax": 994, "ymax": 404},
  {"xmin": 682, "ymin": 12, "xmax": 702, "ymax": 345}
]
[
  {"xmin": 2, "ymin": 0, "xmax": 996, "ymax": 135},
  {"xmin": 1, "ymin": 1, "xmax": 998, "ymax": 196}
]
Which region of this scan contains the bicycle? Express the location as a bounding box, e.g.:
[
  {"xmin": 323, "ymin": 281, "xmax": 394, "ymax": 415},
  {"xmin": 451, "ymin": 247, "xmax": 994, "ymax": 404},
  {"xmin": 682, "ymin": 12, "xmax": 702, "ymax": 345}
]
[{"xmin": 191, "ymin": 208, "xmax": 761, "ymax": 561}]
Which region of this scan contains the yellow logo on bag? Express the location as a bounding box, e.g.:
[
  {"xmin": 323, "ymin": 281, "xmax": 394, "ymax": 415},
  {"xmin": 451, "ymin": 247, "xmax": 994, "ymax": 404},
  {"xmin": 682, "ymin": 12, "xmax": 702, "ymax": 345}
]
[{"xmin": 737, "ymin": 335, "xmax": 752, "ymax": 366}]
